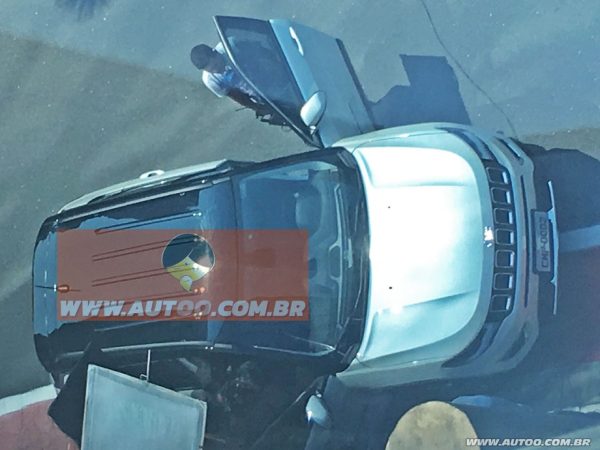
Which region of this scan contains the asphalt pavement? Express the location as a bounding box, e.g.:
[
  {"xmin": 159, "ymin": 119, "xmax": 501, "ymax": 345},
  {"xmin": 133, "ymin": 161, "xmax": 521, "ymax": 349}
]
[{"xmin": 0, "ymin": 0, "xmax": 599, "ymax": 413}]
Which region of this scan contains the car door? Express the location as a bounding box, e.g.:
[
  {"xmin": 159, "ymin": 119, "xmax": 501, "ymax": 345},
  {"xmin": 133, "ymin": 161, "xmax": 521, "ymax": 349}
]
[{"xmin": 213, "ymin": 16, "xmax": 375, "ymax": 148}]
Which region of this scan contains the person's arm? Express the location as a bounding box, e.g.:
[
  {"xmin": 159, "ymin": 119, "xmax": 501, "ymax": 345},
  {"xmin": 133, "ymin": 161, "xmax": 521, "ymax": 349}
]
[
  {"xmin": 202, "ymin": 71, "xmax": 228, "ymax": 98},
  {"xmin": 227, "ymin": 88, "xmax": 261, "ymax": 109}
]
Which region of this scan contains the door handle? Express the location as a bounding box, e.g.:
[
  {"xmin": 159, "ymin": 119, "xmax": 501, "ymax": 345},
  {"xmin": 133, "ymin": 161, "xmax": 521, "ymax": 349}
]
[{"xmin": 288, "ymin": 26, "xmax": 304, "ymax": 56}]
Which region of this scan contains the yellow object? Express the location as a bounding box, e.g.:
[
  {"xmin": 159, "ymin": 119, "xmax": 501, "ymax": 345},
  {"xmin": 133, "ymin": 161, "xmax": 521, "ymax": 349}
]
[
  {"xmin": 162, "ymin": 234, "xmax": 215, "ymax": 292},
  {"xmin": 385, "ymin": 401, "xmax": 479, "ymax": 450},
  {"xmin": 165, "ymin": 256, "xmax": 212, "ymax": 291}
]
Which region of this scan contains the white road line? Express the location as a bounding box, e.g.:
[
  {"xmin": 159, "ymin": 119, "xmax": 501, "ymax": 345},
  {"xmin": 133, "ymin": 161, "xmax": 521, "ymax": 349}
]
[
  {"xmin": 0, "ymin": 384, "xmax": 56, "ymax": 416},
  {"xmin": 559, "ymin": 224, "xmax": 600, "ymax": 253}
]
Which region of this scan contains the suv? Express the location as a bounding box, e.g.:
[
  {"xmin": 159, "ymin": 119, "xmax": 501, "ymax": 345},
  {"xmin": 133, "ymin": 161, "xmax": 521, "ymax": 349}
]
[{"xmin": 34, "ymin": 17, "xmax": 558, "ymax": 389}]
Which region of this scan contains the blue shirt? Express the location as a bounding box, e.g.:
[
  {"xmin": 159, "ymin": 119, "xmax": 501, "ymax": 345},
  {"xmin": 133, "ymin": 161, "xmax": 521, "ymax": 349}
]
[{"xmin": 201, "ymin": 42, "xmax": 256, "ymax": 99}]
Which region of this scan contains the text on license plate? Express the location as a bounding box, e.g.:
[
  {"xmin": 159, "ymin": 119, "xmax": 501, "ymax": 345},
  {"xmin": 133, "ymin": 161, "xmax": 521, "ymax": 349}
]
[{"xmin": 533, "ymin": 211, "xmax": 552, "ymax": 273}]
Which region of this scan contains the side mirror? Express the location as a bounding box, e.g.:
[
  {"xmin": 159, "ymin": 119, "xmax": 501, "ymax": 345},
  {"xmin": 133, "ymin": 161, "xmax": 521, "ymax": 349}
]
[
  {"xmin": 305, "ymin": 395, "xmax": 332, "ymax": 429},
  {"xmin": 300, "ymin": 91, "xmax": 327, "ymax": 133}
]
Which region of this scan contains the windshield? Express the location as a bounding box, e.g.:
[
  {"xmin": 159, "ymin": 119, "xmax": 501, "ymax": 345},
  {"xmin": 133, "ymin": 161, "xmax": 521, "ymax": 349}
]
[
  {"xmin": 214, "ymin": 16, "xmax": 320, "ymax": 146},
  {"xmin": 223, "ymin": 151, "xmax": 368, "ymax": 355}
]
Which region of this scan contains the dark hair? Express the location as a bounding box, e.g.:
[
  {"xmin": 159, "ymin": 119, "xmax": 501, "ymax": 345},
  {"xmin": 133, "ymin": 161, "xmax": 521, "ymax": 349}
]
[{"xmin": 190, "ymin": 44, "xmax": 215, "ymax": 70}]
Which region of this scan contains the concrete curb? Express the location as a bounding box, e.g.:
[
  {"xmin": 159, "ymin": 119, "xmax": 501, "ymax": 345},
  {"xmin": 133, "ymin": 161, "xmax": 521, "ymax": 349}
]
[{"xmin": 0, "ymin": 384, "xmax": 56, "ymax": 416}]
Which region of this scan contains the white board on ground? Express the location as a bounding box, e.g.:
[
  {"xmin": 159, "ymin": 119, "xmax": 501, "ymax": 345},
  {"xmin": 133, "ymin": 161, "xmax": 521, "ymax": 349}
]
[{"xmin": 81, "ymin": 365, "xmax": 206, "ymax": 450}]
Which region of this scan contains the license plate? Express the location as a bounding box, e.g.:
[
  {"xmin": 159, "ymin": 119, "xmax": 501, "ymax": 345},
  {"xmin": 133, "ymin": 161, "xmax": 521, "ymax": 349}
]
[{"xmin": 533, "ymin": 211, "xmax": 552, "ymax": 272}]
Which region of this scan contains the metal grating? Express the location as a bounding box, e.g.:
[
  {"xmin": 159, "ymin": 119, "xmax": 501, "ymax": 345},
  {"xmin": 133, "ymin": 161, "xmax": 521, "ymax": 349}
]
[{"xmin": 484, "ymin": 160, "xmax": 518, "ymax": 321}]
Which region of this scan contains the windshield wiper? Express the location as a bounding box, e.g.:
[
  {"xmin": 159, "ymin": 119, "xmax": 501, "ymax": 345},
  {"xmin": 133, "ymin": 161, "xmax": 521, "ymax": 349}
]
[
  {"xmin": 281, "ymin": 332, "xmax": 336, "ymax": 353},
  {"xmin": 252, "ymin": 331, "xmax": 336, "ymax": 355},
  {"xmin": 336, "ymin": 234, "xmax": 369, "ymax": 352}
]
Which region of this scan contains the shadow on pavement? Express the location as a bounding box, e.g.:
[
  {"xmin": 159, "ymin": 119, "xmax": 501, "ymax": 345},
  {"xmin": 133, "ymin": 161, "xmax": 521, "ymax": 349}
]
[
  {"xmin": 524, "ymin": 147, "xmax": 600, "ymax": 369},
  {"xmin": 369, "ymin": 54, "xmax": 471, "ymax": 129},
  {"xmin": 500, "ymin": 147, "xmax": 600, "ymax": 416}
]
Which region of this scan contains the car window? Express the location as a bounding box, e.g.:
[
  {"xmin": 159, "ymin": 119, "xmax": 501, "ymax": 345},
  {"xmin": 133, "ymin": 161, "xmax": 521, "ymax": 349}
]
[
  {"xmin": 236, "ymin": 160, "xmax": 343, "ymax": 351},
  {"xmin": 214, "ymin": 16, "xmax": 317, "ymax": 143}
]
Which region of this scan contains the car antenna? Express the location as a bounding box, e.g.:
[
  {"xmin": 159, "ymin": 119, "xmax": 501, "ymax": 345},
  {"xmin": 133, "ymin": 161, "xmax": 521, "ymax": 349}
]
[{"xmin": 140, "ymin": 349, "xmax": 152, "ymax": 382}]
